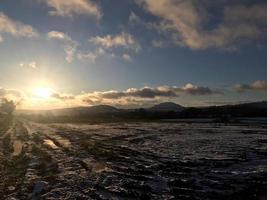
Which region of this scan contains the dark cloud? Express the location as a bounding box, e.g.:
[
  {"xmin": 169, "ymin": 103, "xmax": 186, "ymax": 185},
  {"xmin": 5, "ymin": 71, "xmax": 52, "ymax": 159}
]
[
  {"xmin": 81, "ymin": 84, "xmax": 219, "ymax": 104},
  {"xmin": 180, "ymin": 83, "xmax": 221, "ymax": 95},
  {"xmin": 234, "ymin": 80, "xmax": 267, "ymax": 93},
  {"xmin": 100, "ymin": 91, "xmax": 126, "ymax": 99},
  {"xmin": 126, "ymin": 87, "xmax": 178, "ymax": 98},
  {"xmin": 0, "ymin": 88, "xmax": 24, "ymax": 106},
  {"xmin": 51, "ymin": 92, "xmax": 75, "ymax": 100},
  {"xmin": 0, "ymin": 88, "xmax": 23, "ymax": 98}
]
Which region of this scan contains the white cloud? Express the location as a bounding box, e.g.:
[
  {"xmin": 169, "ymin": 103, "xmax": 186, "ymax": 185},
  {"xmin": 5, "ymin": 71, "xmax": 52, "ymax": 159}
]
[
  {"xmin": 90, "ymin": 32, "xmax": 141, "ymax": 52},
  {"xmin": 64, "ymin": 45, "xmax": 77, "ymax": 63},
  {"xmin": 47, "ymin": 31, "xmax": 78, "ymax": 63},
  {"xmin": 77, "ymin": 52, "xmax": 97, "ymax": 62},
  {"xmin": 19, "ymin": 62, "xmax": 38, "ymax": 69},
  {"xmin": 47, "ymin": 30, "xmax": 70, "ymax": 40},
  {"xmin": 138, "ymin": 0, "xmax": 267, "ymax": 50},
  {"xmin": 0, "ymin": 12, "xmax": 38, "ymax": 39},
  {"xmin": 44, "ymin": 0, "xmax": 102, "ymax": 20},
  {"xmin": 122, "ymin": 54, "xmax": 132, "ymax": 61},
  {"xmin": 48, "ymin": 31, "xmax": 135, "ymax": 63},
  {"xmin": 77, "ymin": 48, "xmax": 105, "ymax": 62},
  {"xmin": 138, "ymin": 0, "xmax": 203, "ymax": 49}
]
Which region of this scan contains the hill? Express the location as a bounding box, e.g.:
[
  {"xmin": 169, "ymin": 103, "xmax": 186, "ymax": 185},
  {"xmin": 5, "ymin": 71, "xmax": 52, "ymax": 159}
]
[
  {"xmin": 17, "ymin": 101, "xmax": 267, "ymax": 123},
  {"xmin": 149, "ymin": 102, "xmax": 184, "ymax": 112}
]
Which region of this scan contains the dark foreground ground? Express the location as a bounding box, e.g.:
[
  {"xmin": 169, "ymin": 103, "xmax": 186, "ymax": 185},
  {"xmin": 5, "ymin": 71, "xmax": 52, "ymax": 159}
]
[{"xmin": 0, "ymin": 119, "xmax": 267, "ymax": 200}]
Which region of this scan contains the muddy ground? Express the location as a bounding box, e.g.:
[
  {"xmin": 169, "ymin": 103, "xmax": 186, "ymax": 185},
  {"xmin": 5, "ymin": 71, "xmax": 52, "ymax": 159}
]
[{"xmin": 0, "ymin": 119, "xmax": 267, "ymax": 200}]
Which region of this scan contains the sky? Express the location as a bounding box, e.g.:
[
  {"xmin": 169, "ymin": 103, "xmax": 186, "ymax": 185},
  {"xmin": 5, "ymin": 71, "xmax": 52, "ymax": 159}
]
[{"xmin": 0, "ymin": 0, "xmax": 267, "ymax": 110}]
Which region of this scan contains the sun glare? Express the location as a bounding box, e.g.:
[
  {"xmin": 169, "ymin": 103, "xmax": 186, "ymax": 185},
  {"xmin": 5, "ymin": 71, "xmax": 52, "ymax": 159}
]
[{"xmin": 35, "ymin": 87, "xmax": 52, "ymax": 99}]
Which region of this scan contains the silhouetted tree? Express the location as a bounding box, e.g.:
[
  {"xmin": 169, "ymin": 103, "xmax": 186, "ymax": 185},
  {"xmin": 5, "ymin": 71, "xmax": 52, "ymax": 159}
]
[{"xmin": 0, "ymin": 98, "xmax": 16, "ymax": 115}]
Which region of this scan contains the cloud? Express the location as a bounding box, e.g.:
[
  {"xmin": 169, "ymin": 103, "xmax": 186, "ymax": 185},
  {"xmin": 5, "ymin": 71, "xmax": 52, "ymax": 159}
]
[
  {"xmin": 0, "ymin": 88, "xmax": 24, "ymax": 103},
  {"xmin": 44, "ymin": 0, "xmax": 102, "ymax": 20},
  {"xmin": 0, "ymin": 83, "xmax": 220, "ymax": 109},
  {"xmin": 0, "ymin": 12, "xmax": 38, "ymax": 40},
  {"xmin": 77, "ymin": 48, "xmax": 105, "ymax": 62},
  {"xmin": 126, "ymin": 86, "xmax": 178, "ymax": 98},
  {"xmin": 48, "ymin": 31, "xmax": 135, "ymax": 63},
  {"xmin": 88, "ymin": 32, "xmax": 140, "ymax": 61},
  {"xmin": 47, "ymin": 30, "xmax": 71, "ymax": 40},
  {"xmin": 129, "ymin": 12, "xmax": 141, "ymax": 24},
  {"xmin": 51, "ymin": 92, "xmax": 75, "ymax": 100},
  {"xmin": 81, "ymin": 95, "xmax": 160, "ymax": 108},
  {"xmin": 90, "ymin": 32, "xmax": 141, "ymax": 52},
  {"xmin": 77, "ymin": 52, "xmax": 97, "ymax": 62},
  {"xmin": 99, "ymin": 91, "xmax": 126, "ymax": 99},
  {"xmin": 95, "ymin": 86, "xmax": 177, "ymax": 100},
  {"xmin": 44, "ymin": 84, "xmax": 218, "ymax": 104},
  {"xmin": 64, "ymin": 45, "xmax": 77, "ymax": 63},
  {"xmin": 137, "ymin": 0, "xmax": 267, "ymax": 50},
  {"xmin": 137, "ymin": 0, "xmax": 204, "ymax": 49},
  {"xmin": 234, "ymin": 80, "xmax": 267, "ymax": 93},
  {"xmin": 81, "ymin": 84, "xmax": 219, "ymax": 102},
  {"xmin": 122, "ymin": 54, "xmax": 132, "ymax": 61},
  {"xmin": 19, "ymin": 62, "xmax": 38, "ymax": 69},
  {"xmin": 0, "ymin": 88, "xmax": 21, "ymax": 97},
  {"xmin": 75, "ymin": 83, "xmax": 219, "ymax": 108},
  {"xmin": 47, "ymin": 31, "xmax": 78, "ymax": 62},
  {"xmin": 180, "ymin": 83, "xmax": 219, "ymax": 95}
]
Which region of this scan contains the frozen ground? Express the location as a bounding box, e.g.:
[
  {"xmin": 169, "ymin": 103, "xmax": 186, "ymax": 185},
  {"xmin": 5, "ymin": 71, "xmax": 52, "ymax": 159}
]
[{"xmin": 0, "ymin": 119, "xmax": 267, "ymax": 199}]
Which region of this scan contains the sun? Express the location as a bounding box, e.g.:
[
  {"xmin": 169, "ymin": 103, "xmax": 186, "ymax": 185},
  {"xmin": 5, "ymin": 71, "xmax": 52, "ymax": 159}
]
[{"xmin": 35, "ymin": 87, "xmax": 52, "ymax": 99}]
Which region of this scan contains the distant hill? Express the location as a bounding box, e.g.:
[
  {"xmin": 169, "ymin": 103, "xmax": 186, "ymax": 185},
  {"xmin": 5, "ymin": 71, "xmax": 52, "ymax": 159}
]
[
  {"xmin": 149, "ymin": 102, "xmax": 184, "ymax": 112},
  {"xmin": 46, "ymin": 105, "xmax": 119, "ymax": 116},
  {"xmin": 17, "ymin": 101, "xmax": 267, "ymax": 122},
  {"xmin": 83, "ymin": 105, "xmax": 119, "ymax": 113},
  {"xmin": 179, "ymin": 101, "xmax": 267, "ymax": 119},
  {"xmin": 16, "ymin": 105, "xmax": 119, "ymax": 116},
  {"xmin": 235, "ymin": 101, "xmax": 267, "ymax": 109}
]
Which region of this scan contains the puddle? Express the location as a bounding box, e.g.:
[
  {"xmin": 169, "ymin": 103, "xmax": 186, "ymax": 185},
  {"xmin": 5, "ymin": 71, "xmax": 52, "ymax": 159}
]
[
  {"xmin": 43, "ymin": 139, "xmax": 59, "ymax": 149},
  {"xmin": 12, "ymin": 141, "xmax": 23, "ymax": 156}
]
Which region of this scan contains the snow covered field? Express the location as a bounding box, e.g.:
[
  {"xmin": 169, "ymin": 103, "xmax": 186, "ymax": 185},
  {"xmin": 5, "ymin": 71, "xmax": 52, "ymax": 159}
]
[{"xmin": 0, "ymin": 120, "xmax": 267, "ymax": 199}]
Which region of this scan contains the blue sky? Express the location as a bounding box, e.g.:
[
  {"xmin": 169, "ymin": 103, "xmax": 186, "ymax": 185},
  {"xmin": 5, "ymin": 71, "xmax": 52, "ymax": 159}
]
[{"xmin": 0, "ymin": 0, "xmax": 267, "ymax": 109}]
